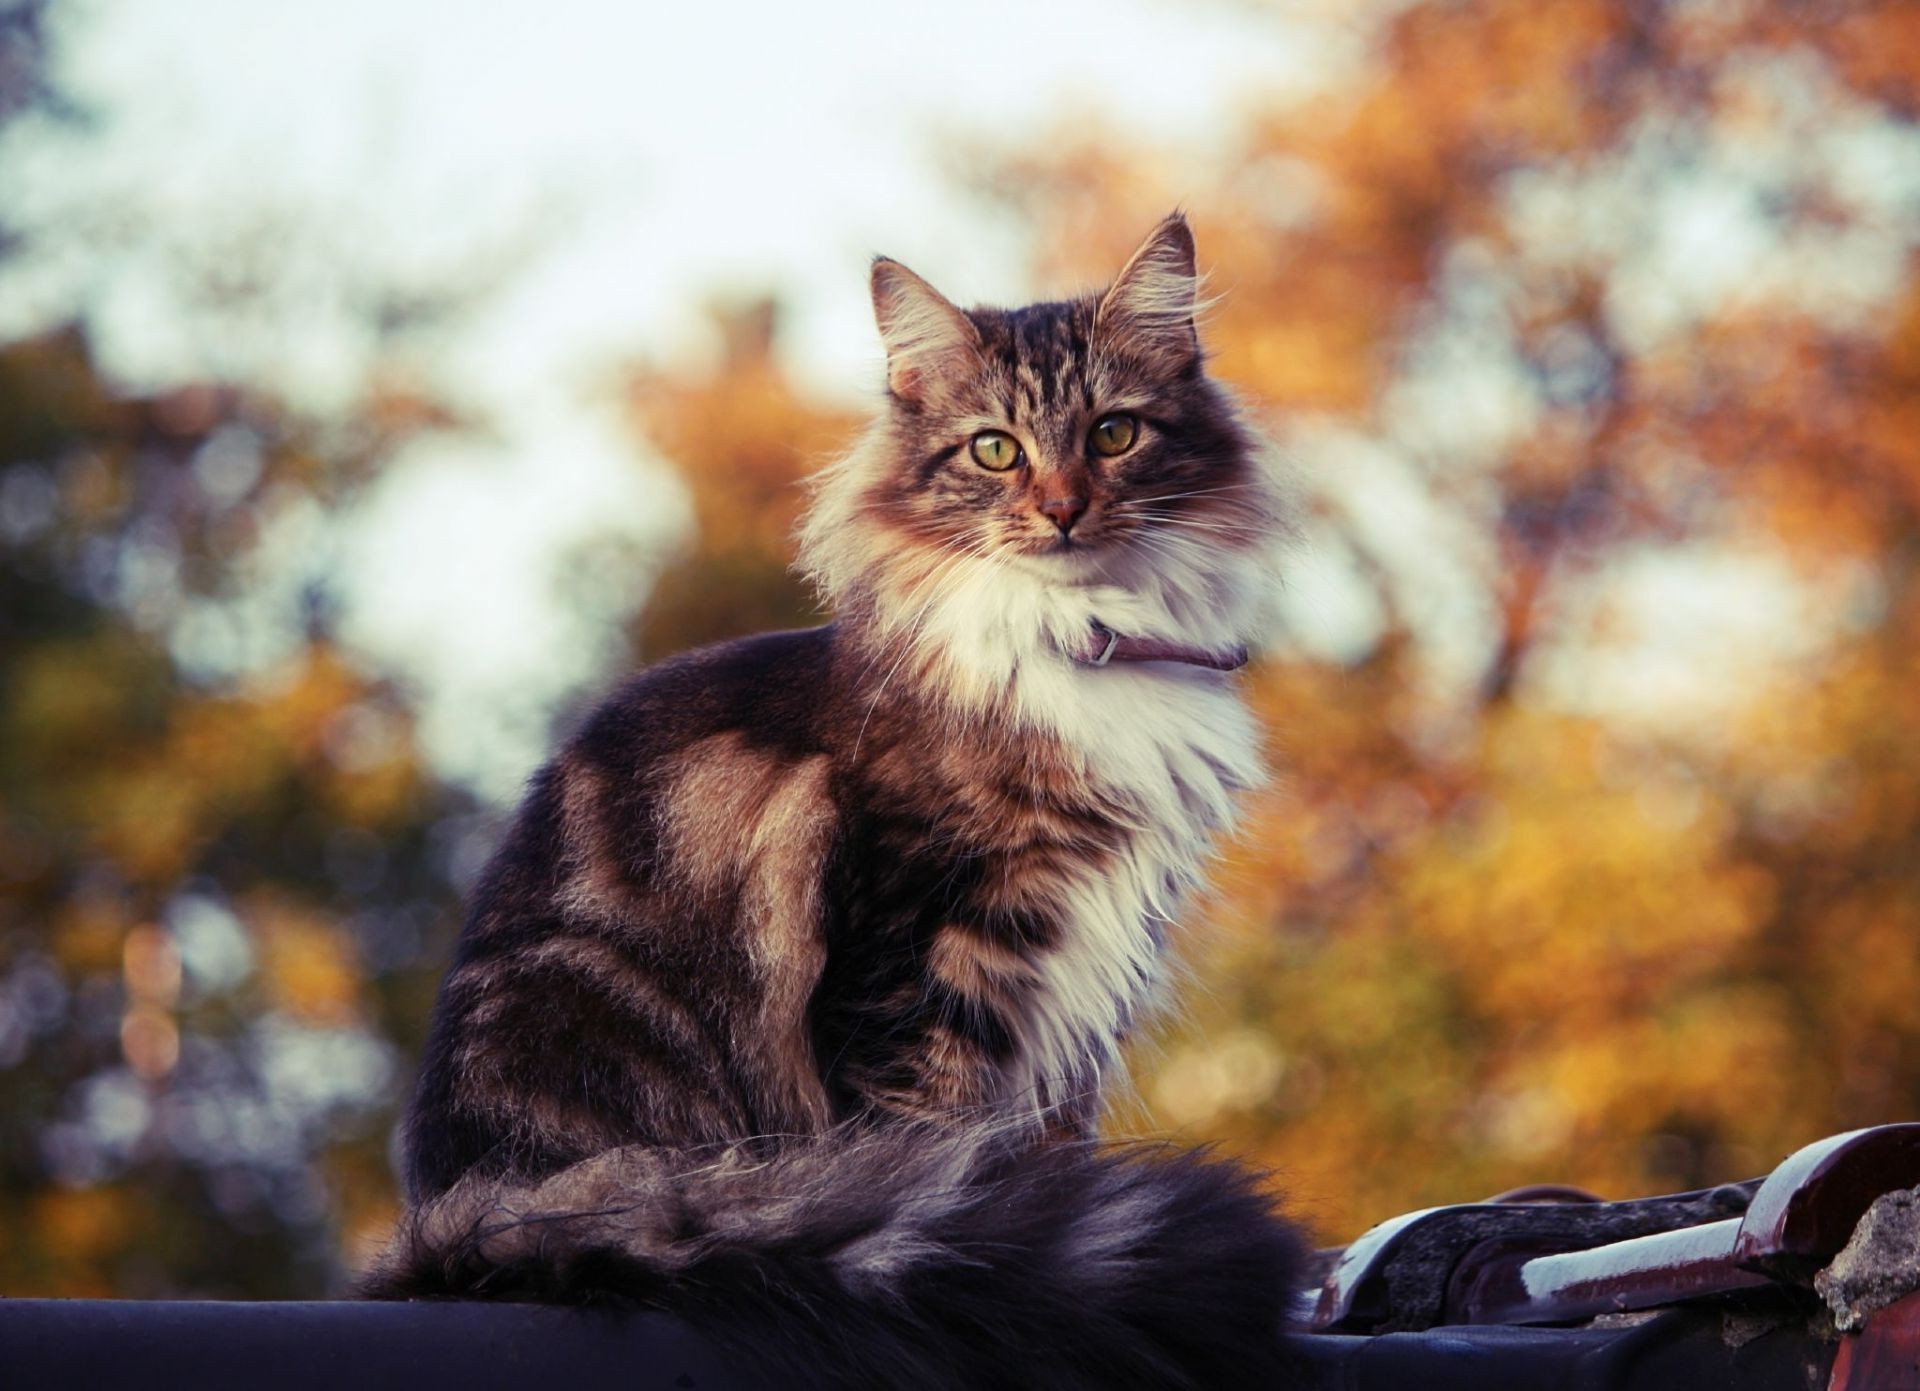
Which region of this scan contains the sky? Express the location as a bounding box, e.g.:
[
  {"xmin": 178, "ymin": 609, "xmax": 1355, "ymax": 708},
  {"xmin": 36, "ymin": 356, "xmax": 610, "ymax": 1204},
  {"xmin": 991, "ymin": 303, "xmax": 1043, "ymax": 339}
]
[{"xmin": 1, "ymin": 0, "xmax": 1362, "ymax": 796}]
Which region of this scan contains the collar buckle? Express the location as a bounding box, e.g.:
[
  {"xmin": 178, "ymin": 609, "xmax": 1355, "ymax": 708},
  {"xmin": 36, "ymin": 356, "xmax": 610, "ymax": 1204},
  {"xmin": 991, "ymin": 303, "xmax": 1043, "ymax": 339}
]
[{"xmin": 1089, "ymin": 622, "xmax": 1120, "ymax": 667}]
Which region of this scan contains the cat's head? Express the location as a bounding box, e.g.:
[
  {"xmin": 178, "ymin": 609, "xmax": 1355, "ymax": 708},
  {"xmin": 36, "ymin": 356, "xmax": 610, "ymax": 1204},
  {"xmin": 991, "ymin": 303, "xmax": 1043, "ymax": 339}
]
[{"xmin": 801, "ymin": 214, "xmax": 1288, "ymax": 673}]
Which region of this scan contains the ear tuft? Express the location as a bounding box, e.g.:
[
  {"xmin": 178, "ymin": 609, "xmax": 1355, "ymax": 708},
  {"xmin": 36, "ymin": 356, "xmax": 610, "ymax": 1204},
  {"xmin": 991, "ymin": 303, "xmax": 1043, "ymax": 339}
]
[
  {"xmin": 871, "ymin": 257, "xmax": 979, "ymax": 403},
  {"xmin": 1096, "ymin": 213, "xmax": 1202, "ymax": 368}
]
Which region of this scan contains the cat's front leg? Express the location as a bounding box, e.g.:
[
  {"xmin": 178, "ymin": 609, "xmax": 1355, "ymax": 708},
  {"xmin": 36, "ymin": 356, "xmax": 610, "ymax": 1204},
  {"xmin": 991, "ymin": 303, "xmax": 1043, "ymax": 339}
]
[{"xmin": 847, "ymin": 922, "xmax": 1042, "ymax": 1126}]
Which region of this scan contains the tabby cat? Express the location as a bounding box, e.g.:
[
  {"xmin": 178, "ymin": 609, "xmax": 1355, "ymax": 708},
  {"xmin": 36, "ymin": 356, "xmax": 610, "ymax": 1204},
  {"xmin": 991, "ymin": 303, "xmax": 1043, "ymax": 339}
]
[{"xmin": 364, "ymin": 214, "xmax": 1306, "ymax": 1387}]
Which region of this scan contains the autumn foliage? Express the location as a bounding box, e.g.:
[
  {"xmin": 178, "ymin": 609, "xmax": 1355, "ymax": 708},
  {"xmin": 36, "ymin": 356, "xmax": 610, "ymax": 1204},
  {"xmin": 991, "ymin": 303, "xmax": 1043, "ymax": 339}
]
[{"xmin": 0, "ymin": 327, "xmax": 466, "ymax": 1293}]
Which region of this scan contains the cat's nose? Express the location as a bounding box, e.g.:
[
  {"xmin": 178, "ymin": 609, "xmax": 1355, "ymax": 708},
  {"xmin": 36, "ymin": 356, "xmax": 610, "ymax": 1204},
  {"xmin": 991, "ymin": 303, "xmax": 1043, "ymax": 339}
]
[{"xmin": 1041, "ymin": 495, "xmax": 1088, "ymax": 536}]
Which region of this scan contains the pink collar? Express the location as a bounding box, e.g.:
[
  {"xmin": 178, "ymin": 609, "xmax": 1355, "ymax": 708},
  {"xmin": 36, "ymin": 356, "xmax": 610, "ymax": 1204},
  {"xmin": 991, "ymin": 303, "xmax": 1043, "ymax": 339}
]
[{"xmin": 1072, "ymin": 620, "xmax": 1249, "ymax": 672}]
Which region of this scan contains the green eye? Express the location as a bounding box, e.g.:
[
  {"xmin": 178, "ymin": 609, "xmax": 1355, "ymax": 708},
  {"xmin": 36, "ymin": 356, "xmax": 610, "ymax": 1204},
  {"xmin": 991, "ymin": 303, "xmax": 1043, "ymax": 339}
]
[
  {"xmin": 1090, "ymin": 414, "xmax": 1137, "ymax": 456},
  {"xmin": 970, "ymin": 431, "xmax": 1023, "ymax": 471}
]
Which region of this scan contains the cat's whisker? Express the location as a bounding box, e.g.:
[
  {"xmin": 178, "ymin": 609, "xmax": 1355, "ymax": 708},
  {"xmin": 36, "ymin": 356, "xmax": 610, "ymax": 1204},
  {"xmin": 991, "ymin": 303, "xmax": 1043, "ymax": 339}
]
[
  {"xmin": 1110, "ymin": 508, "xmax": 1246, "ymax": 529},
  {"xmin": 1109, "ymin": 501, "xmax": 1254, "ymax": 521},
  {"xmin": 1121, "ymin": 521, "xmax": 1252, "ymax": 544},
  {"xmin": 1109, "ymin": 510, "xmax": 1260, "ymax": 543},
  {"xmin": 1115, "ymin": 483, "xmax": 1261, "ymax": 506}
]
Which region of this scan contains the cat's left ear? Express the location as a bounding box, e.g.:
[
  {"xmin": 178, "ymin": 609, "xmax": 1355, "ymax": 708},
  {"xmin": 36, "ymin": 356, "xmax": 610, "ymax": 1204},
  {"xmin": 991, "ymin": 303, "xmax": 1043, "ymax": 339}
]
[{"xmin": 1096, "ymin": 212, "xmax": 1202, "ymax": 371}]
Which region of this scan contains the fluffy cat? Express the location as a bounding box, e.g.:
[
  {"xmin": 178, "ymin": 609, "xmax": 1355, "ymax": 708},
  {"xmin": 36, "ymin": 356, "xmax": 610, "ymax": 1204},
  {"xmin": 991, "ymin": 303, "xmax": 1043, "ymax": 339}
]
[{"xmin": 363, "ymin": 214, "xmax": 1306, "ymax": 1387}]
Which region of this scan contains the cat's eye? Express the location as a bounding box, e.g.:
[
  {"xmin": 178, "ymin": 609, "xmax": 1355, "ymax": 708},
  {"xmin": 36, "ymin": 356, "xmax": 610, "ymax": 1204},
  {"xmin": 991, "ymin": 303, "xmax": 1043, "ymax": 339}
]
[
  {"xmin": 970, "ymin": 431, "xmax": 1024, "ymax": 471},
  {"xmin": 1089, "ymin": 414, "xmax": 1138, "ymax": 457}
]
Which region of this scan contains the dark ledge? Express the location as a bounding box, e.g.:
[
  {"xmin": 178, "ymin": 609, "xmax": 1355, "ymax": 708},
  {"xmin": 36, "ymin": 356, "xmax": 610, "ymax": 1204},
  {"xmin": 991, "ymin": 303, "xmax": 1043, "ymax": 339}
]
[
  {"xmin": 0, "ymin": 1298, "xmax": 755, "ymax": 1391},
  {"xmin": 0, "ymin": 1297, "xmax": 1844, "ymax": 1390}
]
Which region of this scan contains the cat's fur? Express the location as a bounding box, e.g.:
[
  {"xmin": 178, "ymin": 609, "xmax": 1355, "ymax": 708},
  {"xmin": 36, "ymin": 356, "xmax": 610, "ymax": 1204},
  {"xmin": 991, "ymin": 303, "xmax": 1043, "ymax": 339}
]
[{"xmin": 363, "ymin": 215, "xmax": 1306, "ymax": 1387}]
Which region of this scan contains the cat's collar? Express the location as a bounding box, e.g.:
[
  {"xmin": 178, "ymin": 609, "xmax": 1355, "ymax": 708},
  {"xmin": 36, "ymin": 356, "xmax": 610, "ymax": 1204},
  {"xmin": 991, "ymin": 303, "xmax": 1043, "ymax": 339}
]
[{"xmin": 1074, "ymin": 619, "xmax": 1249, "ymax": 673}]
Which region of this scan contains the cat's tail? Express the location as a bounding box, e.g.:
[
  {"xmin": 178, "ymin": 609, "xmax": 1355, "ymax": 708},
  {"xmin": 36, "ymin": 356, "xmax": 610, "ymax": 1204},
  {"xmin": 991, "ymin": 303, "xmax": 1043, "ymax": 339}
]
[{"xmin": 360, "ymin": 1123, "xmax": 1306, "ymax": 1388}]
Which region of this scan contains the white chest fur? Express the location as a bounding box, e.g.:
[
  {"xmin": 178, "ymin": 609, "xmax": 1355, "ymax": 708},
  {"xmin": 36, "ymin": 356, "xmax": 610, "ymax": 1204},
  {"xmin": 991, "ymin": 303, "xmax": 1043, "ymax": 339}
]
[
  {"xmin": 1014, "ymin": 659, "xmax": 1261, "ymax": 1114},
  {"xmin": 909, "ymin": 546, "xmax": 1274, "ymax": 1119}
]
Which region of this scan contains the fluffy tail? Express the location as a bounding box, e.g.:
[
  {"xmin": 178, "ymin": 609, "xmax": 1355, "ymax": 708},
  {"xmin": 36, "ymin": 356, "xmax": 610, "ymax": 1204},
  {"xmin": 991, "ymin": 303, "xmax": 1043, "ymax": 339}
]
[{"xmin": 362, "ymin": 1125, "xmax": 1305, "ymax": 1388}]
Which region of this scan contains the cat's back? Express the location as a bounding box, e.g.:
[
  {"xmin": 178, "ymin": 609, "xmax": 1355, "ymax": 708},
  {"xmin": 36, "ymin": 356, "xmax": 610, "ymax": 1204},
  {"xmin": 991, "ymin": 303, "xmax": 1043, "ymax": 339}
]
[
  {"xmin": 573, "ymin": 622, "xmax": 839, "ymax": 769},
  {"xmin": 485, "ymin": 621, "xmax": 843, "ymax": 928}
]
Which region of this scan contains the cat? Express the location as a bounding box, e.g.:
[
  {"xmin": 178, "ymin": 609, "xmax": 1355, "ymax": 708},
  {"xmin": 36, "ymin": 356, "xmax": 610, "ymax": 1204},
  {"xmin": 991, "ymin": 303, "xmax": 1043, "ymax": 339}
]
[{"xmin": 362, "ymin": 214, "xmax": 1307, "ymax": 1388}]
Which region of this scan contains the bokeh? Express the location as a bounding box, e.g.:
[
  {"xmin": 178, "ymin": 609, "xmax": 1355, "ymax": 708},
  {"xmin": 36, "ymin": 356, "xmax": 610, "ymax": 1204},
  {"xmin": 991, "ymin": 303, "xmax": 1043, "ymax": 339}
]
[{"xmin": 3, "ymin": 0, "xmax": 1920, "ymax": 1295}]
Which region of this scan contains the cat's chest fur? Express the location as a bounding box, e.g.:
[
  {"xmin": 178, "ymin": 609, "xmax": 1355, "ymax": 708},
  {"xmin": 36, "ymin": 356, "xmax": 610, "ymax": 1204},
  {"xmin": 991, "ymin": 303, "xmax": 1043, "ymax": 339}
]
[{"xmin": 965, "ymin": 659, "xmax": 1262, "ymax": 1114}]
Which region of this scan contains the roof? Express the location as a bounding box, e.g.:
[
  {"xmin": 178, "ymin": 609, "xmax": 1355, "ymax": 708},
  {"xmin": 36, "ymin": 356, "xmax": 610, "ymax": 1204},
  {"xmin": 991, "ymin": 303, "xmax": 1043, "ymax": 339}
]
[{"xmin": 1299, "ymin": 1122, "xmax": 1920, "ymax": 1389}]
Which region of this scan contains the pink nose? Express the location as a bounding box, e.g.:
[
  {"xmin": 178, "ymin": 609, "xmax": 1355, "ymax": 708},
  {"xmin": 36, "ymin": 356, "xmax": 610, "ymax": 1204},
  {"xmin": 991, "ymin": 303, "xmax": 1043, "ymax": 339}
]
[{"xmin": 1041, "ymin": 496, "xmax": 1087, "ymax": 535}]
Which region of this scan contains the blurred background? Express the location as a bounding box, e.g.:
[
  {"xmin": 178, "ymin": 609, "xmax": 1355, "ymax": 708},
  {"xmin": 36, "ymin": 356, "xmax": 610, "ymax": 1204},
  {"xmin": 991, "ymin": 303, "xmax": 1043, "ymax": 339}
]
[{"xmin": 3, "ymin": 0, "xmax": 1919, "ymax": 1296}]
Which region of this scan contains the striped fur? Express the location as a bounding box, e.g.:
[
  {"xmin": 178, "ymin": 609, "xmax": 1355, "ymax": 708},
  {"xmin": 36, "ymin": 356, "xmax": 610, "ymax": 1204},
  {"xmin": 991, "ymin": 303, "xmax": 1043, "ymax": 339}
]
[
  {"xmin": 371, "ymin": 215, "xmax": 1305, "ymax": 1386},
  {"xmin": 366, "ymin": 1125, "xmax": 1303, "ymax": 1388}
]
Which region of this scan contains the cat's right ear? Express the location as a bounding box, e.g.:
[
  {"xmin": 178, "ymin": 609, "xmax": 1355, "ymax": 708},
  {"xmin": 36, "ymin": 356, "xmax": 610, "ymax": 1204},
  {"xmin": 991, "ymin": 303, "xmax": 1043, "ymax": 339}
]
[{"xmin": 871, "ymin": 257, "xmax": 979, "ymax": 405}]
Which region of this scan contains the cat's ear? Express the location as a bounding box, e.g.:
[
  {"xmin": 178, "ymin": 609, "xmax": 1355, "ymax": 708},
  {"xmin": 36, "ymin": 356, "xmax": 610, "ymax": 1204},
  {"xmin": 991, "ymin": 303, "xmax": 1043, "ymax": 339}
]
[
  {"xmin": 1096, "ymin": 213, "xmax": 1202, "ymax": 371},
  {"xmin": 871, "ymin": 257, "xmax": 980, "ymax": 404}
]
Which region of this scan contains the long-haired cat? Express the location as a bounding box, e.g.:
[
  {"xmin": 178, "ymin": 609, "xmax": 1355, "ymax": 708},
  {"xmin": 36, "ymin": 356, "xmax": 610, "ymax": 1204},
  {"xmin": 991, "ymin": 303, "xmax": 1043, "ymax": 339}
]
[{"xmin": 364, "ymin": 214, "xmax": 1306, "ymax": 1387}]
